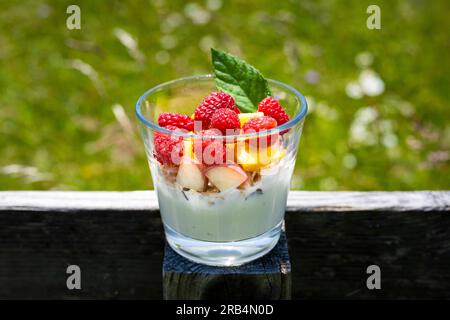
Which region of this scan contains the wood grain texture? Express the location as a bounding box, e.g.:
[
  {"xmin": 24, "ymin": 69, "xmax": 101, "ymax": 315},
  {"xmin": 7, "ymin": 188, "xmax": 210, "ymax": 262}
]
[
  {"xmin": 285, "ymin": 210, "xmax": 450, "ymax": 299},
  {"xmin": 0, "ymin": 191, "xmax": 449, "ymax": 299},
  {"xmin": 0, "ymin": 209, "xmax": 164, "ymax": 299},
  {"xmin": 163, "ymin": 231, "xmax": 291, "ymax": 300},
  {"xmin": 1, "ymin": 191, "xmax": 449, "ymax": 212}
]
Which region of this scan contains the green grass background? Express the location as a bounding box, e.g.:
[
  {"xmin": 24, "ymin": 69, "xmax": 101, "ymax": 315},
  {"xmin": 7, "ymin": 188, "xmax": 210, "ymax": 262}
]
[{"xmin": 0, "ymin": 0, "xmax": 448, "ymax": 191}]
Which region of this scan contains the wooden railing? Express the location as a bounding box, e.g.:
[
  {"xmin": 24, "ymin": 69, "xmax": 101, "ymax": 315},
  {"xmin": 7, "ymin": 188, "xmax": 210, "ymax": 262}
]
[{"xmin": 0, "ymin": 191, "xmax": 449, "ymax": 299}]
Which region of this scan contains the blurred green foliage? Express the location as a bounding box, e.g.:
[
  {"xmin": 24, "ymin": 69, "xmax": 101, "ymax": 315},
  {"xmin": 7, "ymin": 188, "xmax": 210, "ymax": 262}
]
[{"xmin": 0, "ymin": 0, "xmax": 449, "ymax": 191}]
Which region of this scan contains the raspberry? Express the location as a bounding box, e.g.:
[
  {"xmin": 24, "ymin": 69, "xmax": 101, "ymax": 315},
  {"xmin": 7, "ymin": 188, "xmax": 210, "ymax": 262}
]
[
  {"xmin": 158, "ymin": 112, "xmax": 194, "ymax": 131},
  {"xmin": 209, "ymin": 108, "xmax": 241, "ymax": 134},
  {"xmin": 203, "ymin": 140, "xmax": 227, "ymax": 165},
  {"xmin": 193, "ymin": 129, "xmax": 221, "ymax": 156},
  {"xmin": 242, "ymin": 116, "xmax": 277, "ymax": 132},
  {"xmin": 257, "ymin": 97, "xmax": 290, "ymax": 126},
  {"xmin": 193, "ymin": 129, "xmax": 227, "ymax": 165},
  {"xmin": 153, "ymin": 125, "xmax": 184, "ymax": 165},
  {"xmin": 242, "ymin": 116, "xmax": 278, "ymax": 147},
  {"xmin": 194, "ymin": 92, "xmax": 240, "ymax": 129}
]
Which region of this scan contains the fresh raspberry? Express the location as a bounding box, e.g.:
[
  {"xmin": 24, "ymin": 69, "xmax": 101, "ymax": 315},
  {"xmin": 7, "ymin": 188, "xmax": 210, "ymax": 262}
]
[
  {"xmin": 242, "ymin": 116, "xmax": 278, "ymax": 132},
  {"xmin": 158, "ymin": 112, "xmax": 194, "ymax": 131},
  {"xmin": 242, "ymin": 116, "xmax": 278, "ymax": 147},
  {"xmin": 194, "ymin": 92, "xmax": 240, "ymax": 129},
  {"xmin": 209, "ymin": 108, "xmax": 241, "ymax": 134},
  {"xmin": 193, "ymin": 129, "xmax": 227, "ymax": 165},
  {"xmin": 257, "ymin": 97, "xmax": 290, "ymax": 126},
  {"xmin": 153, "ymin": 125, "xmax": 184, "ymax": 165},
  {"xmin": 202, "ymin": 140, "xmax": 227, "ymax": 165},
  {"xmin": 193, "ymin": 129, "xmax": 221, "ymax": 156}
]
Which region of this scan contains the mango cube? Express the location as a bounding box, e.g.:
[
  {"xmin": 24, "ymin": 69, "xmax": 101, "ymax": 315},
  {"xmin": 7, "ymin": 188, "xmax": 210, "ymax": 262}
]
[{"xmin": 237, "ymin": 145, "xmax": 286, "ymax": 171}]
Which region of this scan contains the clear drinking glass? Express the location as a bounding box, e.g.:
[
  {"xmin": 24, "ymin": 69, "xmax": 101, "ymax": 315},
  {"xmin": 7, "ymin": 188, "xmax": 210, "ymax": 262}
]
[{"xmin": 136, "ymin": 74, "xmax": 307, "ymax": 266}]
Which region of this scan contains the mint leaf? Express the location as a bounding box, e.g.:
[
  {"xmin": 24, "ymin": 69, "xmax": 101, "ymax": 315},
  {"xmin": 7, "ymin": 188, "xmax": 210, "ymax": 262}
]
[{"xmin": 211, "ymin": 48, "xmax": 272, "ymax": 113}]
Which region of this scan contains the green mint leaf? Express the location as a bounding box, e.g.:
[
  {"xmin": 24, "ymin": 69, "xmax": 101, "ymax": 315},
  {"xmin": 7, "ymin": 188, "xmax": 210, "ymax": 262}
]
[{"xmin": 211, "ymin": 48, "xmax": 272, "ymax": 113}]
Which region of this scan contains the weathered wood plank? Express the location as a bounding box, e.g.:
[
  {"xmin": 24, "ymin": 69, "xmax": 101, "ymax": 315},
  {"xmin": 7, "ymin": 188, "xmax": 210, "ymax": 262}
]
[
  {"xmin": 0, "ymin": 209, "xmax": 164, "ymax": 299},
  {"xmin": 1, "ymin": 191, "xmax": 449, "ymax": 212},
  {"xmin": 163, "ymin": 231, "xmax": 291, "ymax": 300},
  {"xmin": 0, "ymin": 191, "xmax": 449, "ymax": 299},
  {"xmin": 285, "ymin": 210, "xmax": 450, "ymax": 299}
]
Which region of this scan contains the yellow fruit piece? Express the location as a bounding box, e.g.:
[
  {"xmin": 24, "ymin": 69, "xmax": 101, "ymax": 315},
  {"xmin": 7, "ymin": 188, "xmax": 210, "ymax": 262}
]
[
  {"xmin": 225, "ymin": 143, "xmax": 237, "ymax": 162},
  {"xmin": 238, "ymin": 112, "xmax": 264, "ymax": 127},
  {"xmin": 237, "ymin": 145, "xmax": 286, "ymax": 171},
  {"xmin": 190, "ymin": 113, "xmax": 195, "ymax": 119},
  {"xmin": 183, "ymin": 137, "xmax": 195, "ymax": 160}
]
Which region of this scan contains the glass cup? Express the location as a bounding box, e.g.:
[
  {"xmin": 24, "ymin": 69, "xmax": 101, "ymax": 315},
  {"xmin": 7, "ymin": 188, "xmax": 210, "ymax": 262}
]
[{"xmin": 136, "ymin": 75, "xmax": 307, "ymax": 266}]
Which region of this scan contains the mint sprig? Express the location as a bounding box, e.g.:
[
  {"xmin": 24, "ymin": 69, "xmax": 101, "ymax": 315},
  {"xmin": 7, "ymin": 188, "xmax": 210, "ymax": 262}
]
[{"xmin": 211, "ymin": 48, "xmax": 272, "ymax": 113}]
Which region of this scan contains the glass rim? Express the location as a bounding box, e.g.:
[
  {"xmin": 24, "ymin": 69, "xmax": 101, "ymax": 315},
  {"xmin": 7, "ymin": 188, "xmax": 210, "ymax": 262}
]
[{"xmin": 135, "ymin": 74, "xmax": 308, "ymax": 139}]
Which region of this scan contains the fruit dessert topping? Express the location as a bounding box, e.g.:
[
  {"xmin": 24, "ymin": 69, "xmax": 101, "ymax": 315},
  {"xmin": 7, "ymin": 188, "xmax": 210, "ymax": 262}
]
[
  {"xmin": 153, "ymin": 125, "xmax": 184, "ymax": 165},
  {"xmin": 209, "ymin": 108, "xmax": 241, "ymax": 134},
  {"xmin": 158, "ymin": 112, "xmax": 194, "ymax": 131},
  {"xmin": 192, "ymin": 129, "xmax": 226, "ymax": 164},
  {"xmin": 204, "ymin": 163, "xmax": 248, "ymax": 192},
  {"xmin": 153, "ymin": 49, "xmax": 292, "ymax": 193},
  {"xmin": 257, "ymin": 97, "xmax": 290, "ymax": 126},
  {"xmin": 238, "ymin": 112, "xmax": 264, "ymax": 127},
  {"xmin": 194, "ymin": 91, "xmax": 240, "ymax": 129},
  {"xmin": 242, "ymin": 115, "xmax": 278, "ymax": 147}
]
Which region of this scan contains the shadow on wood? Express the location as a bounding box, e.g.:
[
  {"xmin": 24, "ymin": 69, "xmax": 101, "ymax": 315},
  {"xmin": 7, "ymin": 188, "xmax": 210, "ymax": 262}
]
[{"xmin": 163, "ymin": 231, "xmax": 291, "ymax": 300}]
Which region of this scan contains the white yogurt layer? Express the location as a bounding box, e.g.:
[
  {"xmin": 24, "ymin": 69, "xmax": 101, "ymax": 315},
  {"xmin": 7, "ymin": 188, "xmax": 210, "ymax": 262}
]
[{"xmin": 154, "ymin": 161, "xmax": 294, "ymax": 242}]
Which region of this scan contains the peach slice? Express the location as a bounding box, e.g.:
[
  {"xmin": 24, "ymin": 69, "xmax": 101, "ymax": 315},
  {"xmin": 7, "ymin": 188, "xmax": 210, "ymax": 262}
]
[
  {"xmin": 176, "ymin": 159, "xmax": 206, "ymax": 192},
  {"xmin": 204, "ymin": 163, "xmax": 248, "ymax": 192}
]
